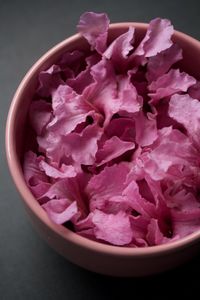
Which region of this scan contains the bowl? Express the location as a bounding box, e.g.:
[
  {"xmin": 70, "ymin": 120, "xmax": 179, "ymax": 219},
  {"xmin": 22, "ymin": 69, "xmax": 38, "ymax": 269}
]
[{"xmin": 6, "ymin": 22, "xmax": 200, "ymax": 277}]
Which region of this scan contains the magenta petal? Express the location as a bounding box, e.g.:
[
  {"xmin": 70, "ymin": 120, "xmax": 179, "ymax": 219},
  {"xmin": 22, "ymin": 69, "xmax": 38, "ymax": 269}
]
[
  {"xmin": 96, "ymin": 136, "xmax": 135, "ymax": 166},
  {"xmin": 117, "ymin": 74, "xmax": 142, "ymax": 114},
  {"xmin": 40, "ymin": 179, "xmax": 71, "ymax": 200},
  {"xmin": 134, "ymin": 18, "xmax": 173, "ymax": 57},
  {"xmin": 29, "ymin": 100, "xmax": 52, "ymax": 135},
  {"xmin": 87, "ymin": 163, "xmax": 130, "ymax": 211},
  {"xmin": 92, "ymin": 209, "xmax": 133, "ymax": 246},
  {"xmin": 105, "ymin": 118, "xmax": 135, "ymax": 141},
  {"xmin": 58, "ymin": 50, "xmax": 85, "ymax": 75},
  {"xmin": 23, "ymin": 151, "xmax": 50, "ymax": 198},
  {"xmin": 165, "ymin": 185, "xmax": 200, "ymax": 211},
  {"xmin": 146, "ymin": 219, "xmax": 169, "ymax": 245},
  {"xmin": 63, "ymin": 124, "xmax": 103, "ymax": 165},
  {"xmin": 169, "ymin": 93, "xmax": 200, "ymax": 146},
  {"xmin": 67, "ymin": 53, "xmax": 100, "ymax": 94},
  {"xmin": 134, "ymin": 111, "xmax": 158, "ymax": 147},
  {"xmin": 48, "ymin": 84, "xmax": 92, "ymax": 135},
  {"xmin": 39, "ymin": 160, "xmax": 76, "ymax": 178},
  {"xmin": 104, "ymin": 27, "xmax": 134, "ymax": 59},
  {"xmin": 122, "ymin": 179, "xmax": 156, "ymax": 217},
  {"xmin": 130, "ymin": 215, "xmax": 149, "ymax": 241},
  {"xmin": 73, "ymin": 212, "xmax": 94, "ymax": 231},
  {"xmin": 188, "ymin": 81, "xmax": 200, "ymax": 100},
  {"xmin": 148, "ymin": 69, "xmax": 196, "ymax": 103},
  {"xmin": 143, "ymin": 127, "xmax": 197, "ymax": 180},
  {"xmin": 83, "ymin": 58, "xmax": 117, "ymax": 125},
  {"xmin": 171, "ymin": 207, "xmax": 200, "ymax": 238},
  {"xmin": 37, "ymin": 65, "xmax": 64, "ymax": 97},
  {"xmin": 146, "ymin": 43, "xmax": 183, "ymax": 82},
  {"xmin": 104, "ymin": 27, "xmax": 135, "ymax": 71},
  {"xmin": 77, "ymin": 12, "xmax": 109, "ymax": 53},
  {"xmin": 42, "ymin": 199, "xmax": 78, "ymax": 224}
]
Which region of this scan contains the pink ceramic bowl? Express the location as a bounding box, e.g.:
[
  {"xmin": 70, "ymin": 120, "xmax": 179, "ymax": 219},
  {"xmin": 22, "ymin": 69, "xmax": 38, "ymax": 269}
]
[{"xmin": 6, "ymin": 23, "xmax": 200, "ymax": 277}]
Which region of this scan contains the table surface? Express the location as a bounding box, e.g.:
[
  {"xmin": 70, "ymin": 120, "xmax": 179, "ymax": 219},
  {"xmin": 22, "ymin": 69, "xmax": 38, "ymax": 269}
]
[{"xmin": 1, "ymin": 0, "xmax": 200, "ymax": 299}]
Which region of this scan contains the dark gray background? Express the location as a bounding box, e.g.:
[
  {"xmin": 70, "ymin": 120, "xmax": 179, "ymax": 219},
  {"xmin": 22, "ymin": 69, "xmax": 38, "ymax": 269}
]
[{"xmin": 1, "ymin": 0, "xmax": 200, "ymax": 299}]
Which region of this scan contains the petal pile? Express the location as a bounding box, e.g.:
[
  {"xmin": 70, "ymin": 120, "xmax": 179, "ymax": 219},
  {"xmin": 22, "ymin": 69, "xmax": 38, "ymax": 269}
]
[{"xmin": 23, "ymin": 12, "xmax": 200, "ymax": 247}]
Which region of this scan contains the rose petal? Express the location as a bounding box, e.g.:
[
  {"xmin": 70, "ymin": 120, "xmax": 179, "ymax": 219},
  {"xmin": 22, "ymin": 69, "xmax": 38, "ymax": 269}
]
[
  {"xmin": 96, "ymin": 136, "xmax": 135, "ymax": 166},
  {"xmin": 77, "ymin": 12, "xmax": 109, "ymax": 53},
  {"xmin": 169, "ymin": 93, "xmax": 200, "ymax": 146},
  {"xmin": 146, "ymin": 43, "xmax": 183, "ymax": 82},
  {"xmin": 42, "ymin": 199, "xmax": 78, "ymax": 224},
  {"xmin": 92, "ymin": 209, "xmax": 133, "ymax": 246},
  {"xmin": 148, "ymin": 69, "xmax": 196, "ymax": 103},
  {"xmin": 134, "ymin": 18, "xmax": 174, "ymax": 57}
]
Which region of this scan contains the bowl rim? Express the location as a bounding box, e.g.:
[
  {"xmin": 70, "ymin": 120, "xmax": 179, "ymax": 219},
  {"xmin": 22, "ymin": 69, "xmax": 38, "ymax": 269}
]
[{"xmin": 5, "ymin": 22, "xmax": 200, "ymax": 257}]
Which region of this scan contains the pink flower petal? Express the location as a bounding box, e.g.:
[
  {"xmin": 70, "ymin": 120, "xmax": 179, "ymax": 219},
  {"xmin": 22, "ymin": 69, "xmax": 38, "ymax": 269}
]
[
  {"xmin": 92, "ymin": 209, "xmax": 133, "ymax": 245},
  {"xmin": 96, "ymin": 136, "xmax": 135, "ymax": 166},
  {"xmin": 48, "ymin": 85, "xmax": 92, "ymax": 135},
  {"xmin": 169, "ymin": 93, "xmax": 200, "ymax": 146},
  {"xmin": 42, "ymin": 199, "xmax": 78, "ymax": 224},
  {"xmin": 77, "ymin": 12, "xmax": 109, "ymax": 53},
  {"xmin": 148, "ymin": 69, "xmax": 196, "ymax": 103},
  {"xmin": 23, "ymin": 151, "xmax": 50, "ymax": 198},
  {"xmin": 37, "ymin": 65, "xmax": 64, "ymax": 97},
  {"xmin": 29, "ymin": 100, "xmax": 52, "ymax": 135},
  {"xmin": 134, "ymin": 18, "xmax": 174, "ymax": 57},
  {"xmin": 122, "ymin": 178, "xmax": 156, "ymax": 217},
  {"xmin": 104, "ymin": 27, "xmax": 135, "ymax": 71},
  {"xmin": 188, "ymin": 81, "xmax": 200, "ymax": 100},
  {"xmin": 117, "ymin": 74, "xmax": 143, "ymax": 114},
  {"xmin": 143, "ymin": 127, "xmax": 197, "ymax": 180},
  {"xmin": 105, "ymin": 117, "xmax": 135, "ymax": 142},
  {"xmin": 86, "ymin": 163, "xmax": 131, "ymax": 211},
  {"xmin": 134, "ymin": 111, "xmax": 158, "ymax": 147},
  {"xmin": 146, "ymin": 219, "xmax": 170, "ymax": 245},
  {"xmin": 39, "ymin": 160, "xmax": 76, "ymax": 178},
  {"xmin": 146, "ymin": 43, "xmax": 183, "ymax": 82},
  {"xmin": 63, "ymin": 124, "xmax": 103, "ymax": 165},
  {"xmin": 67, "ymin": 53, "xmax": 100, "ymax": 94}
]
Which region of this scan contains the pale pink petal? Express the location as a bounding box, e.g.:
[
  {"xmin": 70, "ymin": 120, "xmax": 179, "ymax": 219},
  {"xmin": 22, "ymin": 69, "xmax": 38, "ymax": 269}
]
[
  {"xmin": 105, "ymin": 117, "xmax": 135, "ymax": 142},
  {"xmin": 122, "ymin": 179, "xmax": 156, "ymax": 217},
  {"xmin": 67, "ymin": 53, "xmax": 100, "ymax": 94},
  {"xmin": 188, "ymin": 81, "xmax": 200, "ymax": 100},
  {"xmin": 96, "ymin": 136, "xmax": 135, "ymax": 166},
  {"xmin": 48, "ymin": 85, "xmax": 92, "ymax": 136},
  {"xmin": 130, "ymin": 215, "xmax": 150, "ymax": 241},
  {"xmin": 134, "ymin": 18, "xmax": 174, "ymax": 57},
  {"xmin": 92, "ymin": 209, "xmax": 133, "ymax": 246},
  {"xmin": 23, "ymin": 151, "xmax": 50, "ymax": 198},
  {"xmin": 63, "ymin": 124, "xmax": 103, "ymax": 165},
  {"xmin": 143, "ymin": 127, "xmax": 197, "ymax": 180},
  {"xmin": 37, "ymin": 65, "xmax": 64, "ymax": 97},
  {"xmin": 58, "ymin": 50, "xmax": 85, "ymax": 75},
  {"xmin": 134, "ymin": 111, "xmax": 158, "ymax": 147},
  {"xmin": 77, "ymin": 12, "xmax": 109, "ymax": 53},
  {"xmin": 86, "ymin": 163, "xmax": 130, "ymax": 212},
  {"xmin": 148, "ymin": 69, "xmax": 196, "ymax": 103},
  {"xmin": 169, "ymin": 93, "xmax": 200, "ymax": 146},
  {"xmin": 104, "ymin": 27, "xmax": 135, "ymax": 71},
  {"xmin": 117, "ymin": 74, "xmax": 143, "ymax": 114},
  {"xmin": 146, "ymin": 43, "xmax": 183, "ymax": 82},
  {"xmin": 146, "ymin": 219, "xmax": 170, "ymax": 245},
  {"xmin": 29, "ymin": 100, "xmax": 52, "ymax": 135},
  {"xmin": 39, "ymin": 160, "xmax": 76, "ymax": 178},
  {"xmin": 42, "ymin": 200, "xmax": 78, "ymax": 224}
]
